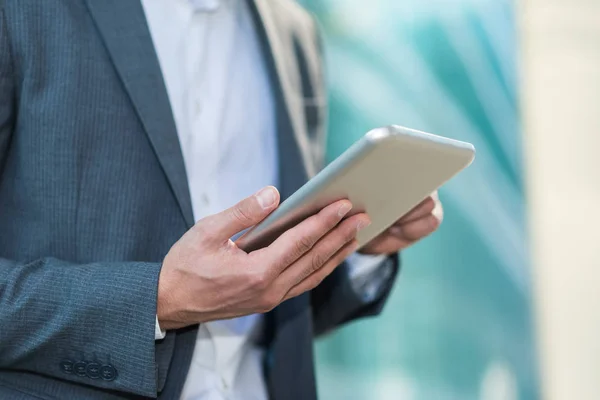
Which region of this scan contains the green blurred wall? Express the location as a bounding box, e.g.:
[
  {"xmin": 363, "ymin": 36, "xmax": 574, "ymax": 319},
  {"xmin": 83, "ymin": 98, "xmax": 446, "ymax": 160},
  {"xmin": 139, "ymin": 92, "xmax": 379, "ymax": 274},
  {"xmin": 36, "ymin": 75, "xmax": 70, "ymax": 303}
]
[{"xmin": 299, "ymin": 0, "xmax": 539, "ymax": 398}]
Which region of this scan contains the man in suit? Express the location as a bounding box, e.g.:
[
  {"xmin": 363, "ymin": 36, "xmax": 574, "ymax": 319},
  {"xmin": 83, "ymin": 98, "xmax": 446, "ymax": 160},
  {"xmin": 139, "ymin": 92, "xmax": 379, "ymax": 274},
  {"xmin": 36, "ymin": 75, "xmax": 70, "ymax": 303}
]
[{"xmin": 0, "ymin": 0, "xmax": 442, "ymax": 399}]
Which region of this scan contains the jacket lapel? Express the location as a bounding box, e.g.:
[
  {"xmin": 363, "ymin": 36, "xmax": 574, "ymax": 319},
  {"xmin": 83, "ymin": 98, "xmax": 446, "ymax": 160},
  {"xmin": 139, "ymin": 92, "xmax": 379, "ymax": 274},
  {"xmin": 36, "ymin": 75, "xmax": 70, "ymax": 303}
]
[
  {"xmin": 252, "ymin": 0, "xmax": 316, "ymax": 188},
  {"xmin": 250, "ymin": 1, "xmax": 312, "ymax": 354},
  {"xmin": 85, "ymin": 0, "xmax": 195, "ymax": 228}
]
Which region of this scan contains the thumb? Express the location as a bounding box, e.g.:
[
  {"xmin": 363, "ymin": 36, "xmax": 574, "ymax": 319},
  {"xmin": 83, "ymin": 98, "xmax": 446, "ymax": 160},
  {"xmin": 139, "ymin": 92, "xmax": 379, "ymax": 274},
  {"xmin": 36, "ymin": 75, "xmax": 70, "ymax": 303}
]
[{"xmin": 207, "ymin": 186, "xmax": 280, "ymax": 242}]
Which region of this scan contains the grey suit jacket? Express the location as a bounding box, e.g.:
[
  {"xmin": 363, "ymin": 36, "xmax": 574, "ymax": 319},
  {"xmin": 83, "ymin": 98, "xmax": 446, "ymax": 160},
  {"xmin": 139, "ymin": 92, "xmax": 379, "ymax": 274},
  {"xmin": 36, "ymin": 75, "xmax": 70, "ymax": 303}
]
[{"xmin": 0, "ymin": 1, "xmax": 399, "ymax": 399}]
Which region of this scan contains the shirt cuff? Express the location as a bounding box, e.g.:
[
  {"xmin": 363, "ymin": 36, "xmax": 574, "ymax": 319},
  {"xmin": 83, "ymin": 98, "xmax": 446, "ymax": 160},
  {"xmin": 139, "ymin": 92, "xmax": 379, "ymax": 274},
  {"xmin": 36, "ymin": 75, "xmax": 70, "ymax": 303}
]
[
  {"xmin": 155, "ymin": 315, "xmax": 166, "ymax": 340},
  {"xmin": 345, "ymin": 252, "xmax": 395, "ymax": 302}
]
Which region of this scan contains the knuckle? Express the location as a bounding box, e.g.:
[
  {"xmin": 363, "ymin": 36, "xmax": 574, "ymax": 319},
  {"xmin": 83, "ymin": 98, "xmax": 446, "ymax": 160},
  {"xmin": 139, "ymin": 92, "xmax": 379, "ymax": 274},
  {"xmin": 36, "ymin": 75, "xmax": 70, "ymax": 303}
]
[
  {"xmin": 280, "ymin": 252, "xmax": 300, "ymax": 271},
  {"xmin": 310, "ymin": 252, "xmax": 327, "ymax": 273},
  {"xmin": 192, "ymin": 217, "xmax": 208, "ymax": 232},
  {"xmin": 344, "ymin": 225, "xmax": 358, "ymax": 241},
  {"xmin": 248, "ymin": 270, "xmax": 270, "ymax": 291},
  {"xmin": 295, "ymin": 236, "xmax": 314, "ymax": 255},
  {"xmin": 193, "ymin": 219, "xmax": 216, "ymax": 241},
  {"xmin": 231, "ymin": 206, "xmax": 253, "ymax": 224}
]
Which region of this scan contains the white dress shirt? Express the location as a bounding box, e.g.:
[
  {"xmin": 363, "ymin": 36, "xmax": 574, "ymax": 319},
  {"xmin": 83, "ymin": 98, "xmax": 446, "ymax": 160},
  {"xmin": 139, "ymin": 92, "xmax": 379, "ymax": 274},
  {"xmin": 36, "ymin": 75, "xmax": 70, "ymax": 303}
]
[{"xmin": 142, "ymin": 1, "xmax": 386, "ymax": 399}]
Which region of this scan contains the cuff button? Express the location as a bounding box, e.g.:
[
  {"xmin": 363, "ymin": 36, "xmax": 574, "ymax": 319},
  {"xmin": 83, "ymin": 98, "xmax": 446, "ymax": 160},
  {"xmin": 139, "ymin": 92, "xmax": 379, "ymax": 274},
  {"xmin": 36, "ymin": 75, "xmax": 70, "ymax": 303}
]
[
  {"xmin": 100, "ymin": 364, "xmax": 117, "ymax": 381},
  {"xmin": 74, "ymin": 361, "xmax": 88, "ymax": 377},
  {"xmin": 59, "ymin": 359, "xmax": 74, "ymax": 374},
  {"xmin": 86, "ymin": 362, "xmax": 101, "ymax": 379}
]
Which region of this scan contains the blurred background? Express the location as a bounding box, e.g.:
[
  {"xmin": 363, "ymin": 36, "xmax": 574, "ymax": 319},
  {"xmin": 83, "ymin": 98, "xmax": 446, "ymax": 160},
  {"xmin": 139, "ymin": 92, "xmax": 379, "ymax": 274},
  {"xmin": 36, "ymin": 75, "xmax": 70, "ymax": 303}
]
[{"xmin": 298, "ymin": 0, "xmax": 600, "ymax": 399}]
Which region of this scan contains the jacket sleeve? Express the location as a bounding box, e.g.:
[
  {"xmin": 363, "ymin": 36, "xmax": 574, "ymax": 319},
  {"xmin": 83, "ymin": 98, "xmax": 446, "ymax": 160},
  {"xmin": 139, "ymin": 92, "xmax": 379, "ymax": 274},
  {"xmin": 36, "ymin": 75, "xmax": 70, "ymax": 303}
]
[
  {"xmin": 311, "ymin": 254, "xmax": 400, "ymax": 336},
  {"xmin": 0, "ymin": 258, "xmax": 176, "ymax": 397},
  {"xmin": 0, "ymin": 7, "xmax": 174, "ymax": 397}
]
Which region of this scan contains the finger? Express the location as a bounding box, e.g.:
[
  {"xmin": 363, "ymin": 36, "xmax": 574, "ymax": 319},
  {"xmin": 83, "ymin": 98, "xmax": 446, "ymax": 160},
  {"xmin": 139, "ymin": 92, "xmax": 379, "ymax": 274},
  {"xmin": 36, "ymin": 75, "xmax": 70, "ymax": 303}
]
[
  {"xmin": 275, "ymin": 213, "xmax": 369, "ymax": 289},
  {"xmin": 284, "ymin": 240, "xmax": 359, "ymax": 301},
  {"xmin": 358, "ymin": 234, "xmax": 413, "ymax": 255},
  {"xmin": 397, "ymin": 196, "xmax": 435, "ymax": 224},
  {"xmin": 391, "ymin": 214, "xmax": 440, "ymax": 241},
  {"xmin": 260, "ymin": 199, "xmax": 354, "ymax": 273},
  {"xmin": 200, "ymin": 186, "xmax": 280, "ymax": 243}
]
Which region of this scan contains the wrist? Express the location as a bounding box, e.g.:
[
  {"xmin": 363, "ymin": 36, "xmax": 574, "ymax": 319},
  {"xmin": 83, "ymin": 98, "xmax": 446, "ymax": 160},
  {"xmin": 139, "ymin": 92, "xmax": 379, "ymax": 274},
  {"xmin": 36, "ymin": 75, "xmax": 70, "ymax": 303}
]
[
  {"xmin": 156, "ymin": 263, "xmax": 184, "ymax": 331},
  {"xmin": 156, "ymin": 297, "xmax": 185, "ymax": 331}
]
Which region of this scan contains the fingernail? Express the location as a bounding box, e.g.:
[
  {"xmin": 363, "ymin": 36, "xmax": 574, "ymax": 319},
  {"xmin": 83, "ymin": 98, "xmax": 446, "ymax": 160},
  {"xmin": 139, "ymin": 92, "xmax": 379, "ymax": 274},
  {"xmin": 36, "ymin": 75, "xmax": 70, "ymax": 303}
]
[
  {"xmin": 357, "ymin": 220, "xmax": 371, "ymax": 231},
  {"xmin": 256, "ymin": 187, "xmax": 277, "ymax": 209},
  {"xmin": 338, "ymin": 202, "xmax": 352, "ymax": 217}
]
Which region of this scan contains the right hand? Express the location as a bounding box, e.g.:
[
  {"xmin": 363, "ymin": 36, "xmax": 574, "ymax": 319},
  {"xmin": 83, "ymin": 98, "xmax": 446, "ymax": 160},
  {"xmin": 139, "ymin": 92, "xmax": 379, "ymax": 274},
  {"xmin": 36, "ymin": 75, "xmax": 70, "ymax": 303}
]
[{"xmin": 157, "ymin": 186, "xmax": 370, "ymax": 331}]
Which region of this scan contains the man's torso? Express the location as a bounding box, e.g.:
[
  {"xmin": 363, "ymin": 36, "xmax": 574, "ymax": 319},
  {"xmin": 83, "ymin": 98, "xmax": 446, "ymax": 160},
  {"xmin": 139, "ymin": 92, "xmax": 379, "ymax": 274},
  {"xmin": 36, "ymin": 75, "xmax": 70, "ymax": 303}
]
[{"xmin": 0, "ymin": 1, "xmax": 326, "ymax": 399}]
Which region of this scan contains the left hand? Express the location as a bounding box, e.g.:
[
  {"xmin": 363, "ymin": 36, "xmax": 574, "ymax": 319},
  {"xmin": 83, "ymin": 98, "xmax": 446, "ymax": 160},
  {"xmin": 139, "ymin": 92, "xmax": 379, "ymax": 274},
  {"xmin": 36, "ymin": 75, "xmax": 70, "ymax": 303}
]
[{"xmin": 359, "ymin": 191, "xmax": 444, "ymax": 255}]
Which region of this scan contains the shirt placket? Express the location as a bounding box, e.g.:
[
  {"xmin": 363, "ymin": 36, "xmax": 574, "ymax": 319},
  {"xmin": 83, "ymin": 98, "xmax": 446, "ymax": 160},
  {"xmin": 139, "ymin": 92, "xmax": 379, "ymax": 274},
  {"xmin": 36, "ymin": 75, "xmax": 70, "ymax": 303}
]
[
  {"xmin": 186, "ymin": 2, "xmax": 236, "ymax": 398},
  {"xmin": 186, "ymin": 10, "xmax": 220, "ymax": 220}
]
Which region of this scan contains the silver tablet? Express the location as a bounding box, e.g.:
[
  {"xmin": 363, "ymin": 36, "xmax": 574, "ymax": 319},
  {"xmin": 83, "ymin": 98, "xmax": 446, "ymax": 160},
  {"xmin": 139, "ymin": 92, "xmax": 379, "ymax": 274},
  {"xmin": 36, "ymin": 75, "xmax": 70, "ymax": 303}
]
[{"xmin": 236, "ymin": 125, "xmax": 475, "ymax": 252}]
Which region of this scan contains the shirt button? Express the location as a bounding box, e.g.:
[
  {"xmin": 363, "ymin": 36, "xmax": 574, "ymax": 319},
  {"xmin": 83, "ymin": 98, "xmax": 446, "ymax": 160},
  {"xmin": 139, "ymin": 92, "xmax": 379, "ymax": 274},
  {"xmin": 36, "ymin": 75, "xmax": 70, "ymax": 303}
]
[
  {"xmin": 190, "ymin": 0, "xmax": 220, "ymax": 12},
  {"xmin": 201, "ymin": 193, "xmax": 210, "ymax": 206},
  {"xmin": 100, "ymin": 364, "xmax": 117, "ymax": 381},
  {"xmin": 194, "ymin": 99, "xmax": 203, "ymax": 115}
]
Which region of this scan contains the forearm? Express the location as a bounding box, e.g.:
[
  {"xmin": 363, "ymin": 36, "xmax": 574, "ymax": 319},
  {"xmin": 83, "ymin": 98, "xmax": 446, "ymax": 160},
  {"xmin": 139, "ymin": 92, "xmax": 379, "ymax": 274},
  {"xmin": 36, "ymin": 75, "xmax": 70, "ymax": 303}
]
[{"xmin": 0, "ymin": 257, "xmax": 174, "ymax": 397}]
